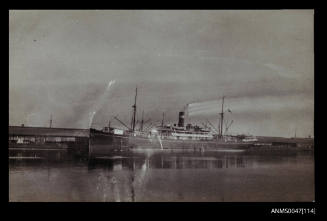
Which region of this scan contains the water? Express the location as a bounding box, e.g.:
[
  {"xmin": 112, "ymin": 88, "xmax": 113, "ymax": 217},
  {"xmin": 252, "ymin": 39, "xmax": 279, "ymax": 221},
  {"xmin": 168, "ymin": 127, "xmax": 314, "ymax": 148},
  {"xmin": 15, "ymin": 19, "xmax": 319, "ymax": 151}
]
[{"xmin": 9, "ymin": 150, "xmax": 314, "ymax": 202}]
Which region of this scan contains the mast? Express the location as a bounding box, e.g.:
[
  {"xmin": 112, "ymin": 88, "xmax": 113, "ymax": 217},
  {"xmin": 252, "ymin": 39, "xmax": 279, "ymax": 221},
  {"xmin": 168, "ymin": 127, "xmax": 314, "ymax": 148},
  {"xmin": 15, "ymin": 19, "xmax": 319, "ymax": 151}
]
[
  {"xmin": 132, "ymin": 87, "xmax": 137, "ymax": 132},
  {"xmin": 217, "ymin": 117, "xmax": 220, "ymax": 137},
  {"xmin": 220, "ymin": 96, "xmax": 225, "ymax": 138},
  {"xmin": 161, "ymin": 112, "xmax": 165, "ymax": 127},
  {"xmin": 140, "ymin": 110, "xmax": 144, "ymax": 131},
  {"xmin": 49, "ymin": 114, "xmax": 52, "ymax": 128}
]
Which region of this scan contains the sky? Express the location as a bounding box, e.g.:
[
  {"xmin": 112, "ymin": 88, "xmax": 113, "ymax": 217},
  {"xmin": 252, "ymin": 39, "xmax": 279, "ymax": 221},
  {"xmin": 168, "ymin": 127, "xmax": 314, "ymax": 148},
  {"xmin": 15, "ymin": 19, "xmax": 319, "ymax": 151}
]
[{"xmin": 9, "ymin": 10, "xmax": 314, "ymax": 137}]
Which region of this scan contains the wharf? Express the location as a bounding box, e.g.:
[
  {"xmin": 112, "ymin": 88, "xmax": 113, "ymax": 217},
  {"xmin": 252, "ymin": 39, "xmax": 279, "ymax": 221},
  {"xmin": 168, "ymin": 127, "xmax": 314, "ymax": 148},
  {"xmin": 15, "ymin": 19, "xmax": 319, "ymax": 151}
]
[
  {"xmin": 9, "ymin": 125, "xmax": 90, "ymax": 160},
  {"xmin": 8, "ymin": 125, "xmax": 314, "ymax": 160}
]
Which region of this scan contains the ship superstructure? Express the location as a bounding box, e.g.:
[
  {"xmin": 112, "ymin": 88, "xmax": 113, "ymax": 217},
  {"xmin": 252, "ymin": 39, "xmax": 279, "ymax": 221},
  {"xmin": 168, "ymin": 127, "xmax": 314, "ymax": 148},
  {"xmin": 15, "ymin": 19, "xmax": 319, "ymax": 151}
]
[{"xmin": 150, "ymin": 111, "xmax": 214, "ymax": 141}]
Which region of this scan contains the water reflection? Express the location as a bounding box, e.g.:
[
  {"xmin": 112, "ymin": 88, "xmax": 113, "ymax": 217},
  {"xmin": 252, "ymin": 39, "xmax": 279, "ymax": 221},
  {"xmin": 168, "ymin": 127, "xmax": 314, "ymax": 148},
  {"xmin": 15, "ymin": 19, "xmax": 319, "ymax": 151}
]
[
  {"xmin": 9, "ymin": 150, "xmax": 314, "ymax": 202},
  {"xmin": 86, "ymin": 150, "xmax": 305, "ymax": 171},
  {"xmin": 9, "ymin": 150, "xmax": 312, "ymax": 172}
]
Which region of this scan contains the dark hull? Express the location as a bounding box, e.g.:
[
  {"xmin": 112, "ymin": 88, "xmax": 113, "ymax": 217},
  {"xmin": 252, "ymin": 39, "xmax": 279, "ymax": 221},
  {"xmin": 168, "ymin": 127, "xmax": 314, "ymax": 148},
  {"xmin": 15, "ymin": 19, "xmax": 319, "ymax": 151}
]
[
  {"xmin": 89, "ymin": 130, "xmax": 129, "ymax": 158},
  {"xmin": 128, "ymin": 136, "xmax": 251, "ymax": 150}
]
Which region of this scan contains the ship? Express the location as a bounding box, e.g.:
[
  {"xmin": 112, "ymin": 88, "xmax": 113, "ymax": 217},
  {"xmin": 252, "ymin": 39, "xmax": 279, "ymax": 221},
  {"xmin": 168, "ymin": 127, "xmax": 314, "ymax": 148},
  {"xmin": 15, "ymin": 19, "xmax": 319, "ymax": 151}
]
[{"xmin": 89, "ymin": 87, "xmax": 255, "ymax": 154}]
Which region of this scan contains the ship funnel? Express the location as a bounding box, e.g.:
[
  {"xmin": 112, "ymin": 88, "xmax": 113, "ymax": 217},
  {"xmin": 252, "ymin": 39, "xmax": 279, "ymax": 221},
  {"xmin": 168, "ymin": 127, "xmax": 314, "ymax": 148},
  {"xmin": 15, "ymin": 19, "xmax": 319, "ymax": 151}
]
[{"xmin": 178, "ymin": 111, "xmax": 185, "ymax": 127}]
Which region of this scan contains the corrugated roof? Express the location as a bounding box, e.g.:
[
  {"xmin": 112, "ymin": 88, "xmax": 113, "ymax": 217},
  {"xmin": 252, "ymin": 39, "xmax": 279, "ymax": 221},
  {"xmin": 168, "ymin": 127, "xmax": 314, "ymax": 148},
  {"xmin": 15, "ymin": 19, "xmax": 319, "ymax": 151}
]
[{"xmin": 9, "ymin": 126, "xmax": 90, "ymax": 137}]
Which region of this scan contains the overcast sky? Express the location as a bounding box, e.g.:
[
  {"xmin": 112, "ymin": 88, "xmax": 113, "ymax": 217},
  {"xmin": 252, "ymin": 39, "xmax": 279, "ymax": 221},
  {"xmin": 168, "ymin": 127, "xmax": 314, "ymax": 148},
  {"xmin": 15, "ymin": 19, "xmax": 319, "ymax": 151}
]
[{"xmin": 9, "ymin": 10, "xmax": 314, "ymax": 137}]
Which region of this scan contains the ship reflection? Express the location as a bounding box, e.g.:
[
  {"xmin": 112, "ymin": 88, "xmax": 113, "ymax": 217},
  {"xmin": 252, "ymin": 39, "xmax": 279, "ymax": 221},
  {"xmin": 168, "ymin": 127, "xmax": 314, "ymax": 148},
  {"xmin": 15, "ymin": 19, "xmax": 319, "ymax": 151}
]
[{"xmin": 88, "ymin": 153, "xmax": 246, "ymax": 170}]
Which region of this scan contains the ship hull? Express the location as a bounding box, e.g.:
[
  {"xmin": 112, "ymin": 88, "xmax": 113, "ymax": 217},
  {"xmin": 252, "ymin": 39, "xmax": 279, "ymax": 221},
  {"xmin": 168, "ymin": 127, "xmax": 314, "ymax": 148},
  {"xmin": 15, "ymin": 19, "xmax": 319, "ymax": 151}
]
[
  {"xmin": 89, "ymin": 129, "xmax": 129, "ymax": 158},
  {"xmin": 128, "ymin": 136, "xmax": 251, "ymax": 150}
]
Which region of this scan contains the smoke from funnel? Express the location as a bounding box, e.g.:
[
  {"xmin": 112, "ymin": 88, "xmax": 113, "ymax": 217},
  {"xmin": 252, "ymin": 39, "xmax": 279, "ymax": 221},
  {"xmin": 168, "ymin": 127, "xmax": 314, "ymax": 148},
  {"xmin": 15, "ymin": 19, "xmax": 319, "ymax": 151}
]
[{"xmin": 187, "ymin": 100, "xmax": 220, "ymax": 116}]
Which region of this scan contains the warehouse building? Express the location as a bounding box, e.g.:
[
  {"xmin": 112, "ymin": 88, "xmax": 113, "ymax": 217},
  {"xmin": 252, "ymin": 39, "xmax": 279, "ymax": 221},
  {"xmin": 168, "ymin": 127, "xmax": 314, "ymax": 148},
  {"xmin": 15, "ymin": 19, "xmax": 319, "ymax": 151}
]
[{"xmin": 9, "ymin": 125, "xmax": 90, "ymax": 159}]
